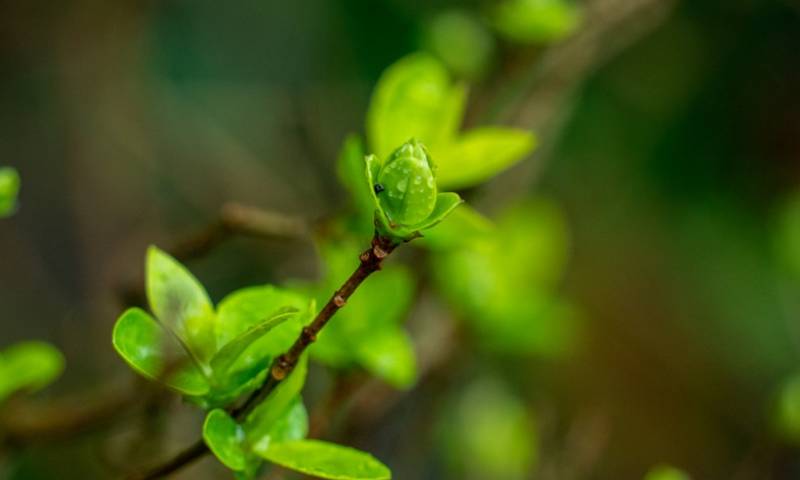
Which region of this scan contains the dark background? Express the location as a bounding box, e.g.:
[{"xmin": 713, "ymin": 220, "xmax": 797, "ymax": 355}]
[{"xmin": 2, "ymin": 0, "xmax": 800, "ymax": 479}]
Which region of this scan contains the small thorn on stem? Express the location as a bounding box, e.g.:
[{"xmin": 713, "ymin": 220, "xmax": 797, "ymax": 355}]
[{"xmin": 333, "ymin": 295, "xmax": 346, "ymax": 307}]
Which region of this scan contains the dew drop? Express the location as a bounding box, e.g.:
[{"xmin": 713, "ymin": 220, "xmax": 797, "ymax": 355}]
[
  {"xmin": 396, "ymin": 178, "xmax": 408, "ymax": 193},
  {"xmin": 414, "ymin": 176, "xmax": 422, "ymax": 185}
]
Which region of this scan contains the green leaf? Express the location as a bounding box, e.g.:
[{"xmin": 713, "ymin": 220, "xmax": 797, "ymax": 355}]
[
  {"xmin": 643, "ymin": 464, "xmax": 692, "ymax": 480},
  {"xmin": 112, "ymin": 307, "xmax": 209, "ymax": 395},
  {"xmin": 146, "ymin": 246, "xmax": 216, "ymax": 364},
  {"xmin": 492, "ymin": 0, "xmax": 582, "ymax": 44},
  {"xmin": 258, "ymin": 440, "xmax": 391, "ymax": 480},
  {"xmin": 205, "ymin": 308, "xmax": 297, "ymax": 404},
  {"xmin": 249, "ymin": 396, "xmax": 309, "ymax": 453},
  {"xmin": 415, "ymin": 192, "xmax": 462, "ymax": 231},
  {"xmin": 0, "ymin": 341, "xmax": 64, "ymax": 403},
  {"xmin": 367, "ymin": 53, "xmax": 466, "ymax": 160},
  {"xmin": 436, "ymin": 127, "xmax": 536, "ymax": 190},
  {"xmin": 422, "ymin": 9, "xmax": 495, "ymax": 80},
  {"xmin": 216, "ymin": 285, "xmax": 313, "ymax": 358},
  {"xmin": 415, "ymin": 204, "xmax": 496, "ymax": 251},
  {"xmin": 0, "ymin": 167, "xmax": 20, "ymax": 217},
  {"xmin": 244, "ymin": 354, "xmax": 309, "ymax": 442},
  {"xmin": 355, "ymin": 329, "xmax": 416, "ymax": 389},
  {"xmin": 432, "ymin": 197, "xmax": 580, "ymax": 358},
  {"xmin": 211, "ymin": 308, "xmax": 297, "ymax": 377},
  {"xmin": 439, "ymin": 378, "xmax": 537, "ymax": 480},
  {"xmin": 337, "ymin": 135, "xmax": 372, "ymax": 222},
  {"xmin": 203, "ymin": 409, "xmax": 250, "ymax": 471}
]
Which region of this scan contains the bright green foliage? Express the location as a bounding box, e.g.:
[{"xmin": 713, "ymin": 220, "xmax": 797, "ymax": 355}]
[
  {"xmin": 305, "ymin": 239, "xmax": 417, "ymax": 388},
  {"xmin": 245, "ymin": 355, "xmax": 309, "ymax": 446},
  {"xmin": 204, "ymin": 397, "xmax": 309, "ymax": 479},
  {"xmin": 433, "ymin": 198, "xmax": 581, "ymax": 357},
  {"xmin": 643, "ymin": 464, "xmax": 693, "ymax": 480},
  {"xmin": 147, "ymin": 246, "xmax": 217, "ymax": 365},
  {"xmin": 0, "ymin": 341, "xmax": 64, "ymax": 404},
  {"xmin": 204, "ymin": 409, "xmax": 251, "ymax": 471},
  {"xmin": 112, "ymin": 246, "xmax": 314, "ymax": 407},
  {"xmin": 367, "ymin": 54, "xmax": 466, "ymax": 163},
  {"xmin": 414, "ymin": 204, "xmax": 496, "ymax": 251},
  {"xmin": 491, "ymin": 0, "xmax": 582, "ymax": 44},
  {"xmin": 0, "ymin": 167, "xmax": 20, "ymax": 217},
  {"xmin": 365, "ymin": 53, "xmax": 536, "ymax": 191},
  {"xmin": 112, "ymin": 308, "xmax": 210, "ymax": 395},
  {"xmin": 774, "ymin": 190, "xmax": 800, "ymax": 279},
  {"xmin": 439, "ymin": 378, "xmax": 536, "ymax": 480},
  {"xmin": 204, "ymin": 354, "xmax": 386, "ymax": 480},
  {"xmin": 366, "ymin": 138, "xmax": 462, "ymax": 242},
  {"xmin": 435, "ymin": 127, "xmax": 537, "ymax": 190},
  {"xmin": 421, "ymin": 9, "xmax": 495, "ymax": 80},
  {"xmin": 770, "ymin": 373, "xmax": 800, "ymax": 443},
  {"xmin": 258, "ymin": 440, "xmax": 391, "ymax": 480}
]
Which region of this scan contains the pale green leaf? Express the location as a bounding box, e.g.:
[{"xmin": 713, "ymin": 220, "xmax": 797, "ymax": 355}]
[
  {"xmin": 211, "ymin": 308, "xmax": 296, "ymax": 377},
  {"xmin": 367, "ymin": 53, "xmax": 466, "ymax": 160},
  {"xmin": 112, "ymin": 307, "xmax": 209, "ymax": 396},
  {"xmin": 203, "ymin": 409, "xmax": 249, "ymax": 471},
  {"xmin": 436, "ymin": 127, "xmax": 536, "ymax": 190},
  {"xmin": 244, "ymin": 354, "xmax": 308, "ymax": 442},
  {"xmin": 146, "ymin": 246, "xmax": 216, "ymax": 364},
  {"xmin": 249, "ymin": 396, "xmax": 308, "ymax": 454},
  {"xmin": 440, "ymin": 378, "xmax": 537, "ymax": 480},
  {"xmin": 0, "ymin": 341, "xmax": 64, "ymax": 403},
  {"xmin": 0, "ymin": 167, "xmax": 20, "ymax": 217},
  {"xmin": 415, "ymin": 204, "xmax": 496, "ymax": 251},
  {"xmin": 356, "ymin": 329, "xmax": 416, "ymax": 389},
  {"xmin": 258, "ymin": 440, "xmax": 391, "ymax": 480},
  {"xmin": 216, "ymin": 285, "xmax": 312, "ymax": 357},
  {"xmin": 492, "ymin": 0, "xmax": 582, "ymax": 44}
]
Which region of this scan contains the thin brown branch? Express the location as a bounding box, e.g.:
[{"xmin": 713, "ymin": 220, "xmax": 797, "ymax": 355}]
[
  {"xmin": 124, "ymin": 231, "xmax": 402, "ymax": 480},
  {"xmin": 117, "ymin": 203, "xmax": 310, "ymax": 309}
]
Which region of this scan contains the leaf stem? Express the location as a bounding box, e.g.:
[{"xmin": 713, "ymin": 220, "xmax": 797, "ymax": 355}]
[{"xmin": 125, "ymin": 231, "xmax": 402, "ymax": 480}]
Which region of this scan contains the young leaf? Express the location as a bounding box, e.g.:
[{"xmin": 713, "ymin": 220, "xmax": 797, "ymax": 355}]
[
  {"xmin": 211, "ymin": 308, "xmax": 297, "ymax": 376},
  {"xmin": 244, "ymin": 354, "xmax": 309, "ymax": 443},
  {"xmin": 367, "ymin": 53, "xmax": 466, "ymax": 160},
  {"xmin": 0, "ymin": 167, "xmax": 20, "ymax": 217},
  {"xmin": 146, "ymin": 246, "xmax": 216, "ymax": 364},
  {"xmin": 491, "ymin": 0, "xmax": 582, "ymax": 44},
  {"xmin": 257, "ymin": 440, "xmax": 391, "ymax": 480},
  {"xmin": 414, "ymin": 204, "xmax": 496, "ymax": 250},
  {"xmin": 435, "ymin": 127, "xmax": 537, "ymax": 190},
  {"xmin": 249, "ymin": 396, "xmax": 309, "ymax": 454},
  {"xmin": 0, "ymin": 341, "xmax": 64, "ymax": 403},
  {"xmin": 112, "ymin": 307, "xmax": 209, "ymax": 396},
  {"xmin": 203, "ymin": 409, "xmax": 250, "ymax": 471},
  {"xmin": 216, "ymin": 285, "xmax": 312, "ymax": 357},
  {"xmin": 355, "ymin": 329, "xmax": 416, "ymax": 389}
]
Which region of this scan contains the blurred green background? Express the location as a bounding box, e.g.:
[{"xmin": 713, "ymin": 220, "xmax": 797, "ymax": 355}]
[{"xmin": 2, "ymin": 0, "xmax": 800, "ymax": 479}]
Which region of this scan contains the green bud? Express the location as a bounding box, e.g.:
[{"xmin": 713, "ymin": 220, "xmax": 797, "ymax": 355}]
[
  {"xmin": 366, "ymin": 138, "xmax": 463, "ymax": 242},
  {"xmin": 375, "ymin": 138, "xmax": 437, "ymax": 225}
]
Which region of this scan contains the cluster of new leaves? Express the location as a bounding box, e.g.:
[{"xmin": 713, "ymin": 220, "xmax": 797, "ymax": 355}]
[
  {"xmin": 112, "ymin": 247, "xmax": 389, "ymax": 479},
  {"xmin": 314, "ymin": 52, "xmax": 539, "ymax": 386}
]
